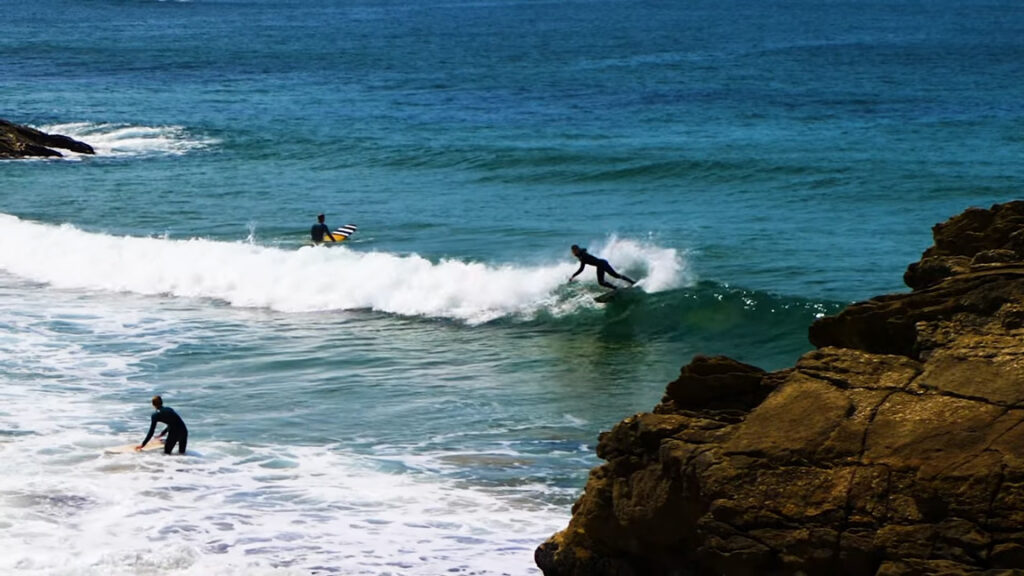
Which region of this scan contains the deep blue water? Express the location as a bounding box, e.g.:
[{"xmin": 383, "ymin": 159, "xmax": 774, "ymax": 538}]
[{"xmin": 1, "ymin": 0, "xmax": 1022, "ymax": 573}]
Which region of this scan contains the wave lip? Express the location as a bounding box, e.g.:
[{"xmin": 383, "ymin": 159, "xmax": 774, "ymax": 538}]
[{"xmin": 0, "ymin": 215, "xmax": 691, "ymax": 324}]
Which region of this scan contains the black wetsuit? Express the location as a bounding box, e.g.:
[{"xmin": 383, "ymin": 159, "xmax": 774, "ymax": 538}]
[
  {"xmin": 141, "ymin": 406, "xmax": 188, "ymax": 455},
  {"xmin": 573, "ymin": 248, "xmax": 635, "ymax": 289},
  {"xmin": 311, "ymin": 222, "xmax": 333, "ymax": 242}
]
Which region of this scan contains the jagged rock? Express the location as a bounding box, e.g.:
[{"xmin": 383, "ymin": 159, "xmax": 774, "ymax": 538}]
[
  {"xmin": 906, "ymin": 201, "xmax": 1024, "ymax": 289},
  {"xmin": 537, "ymin": 202, "xmax": 1024, "ymax": 576},
  {"xmin": 0, "ymin": 118, "xmax": 94, "ymax": 158},
  {"xmin": 657, "ymin": 355, "xmax": 772, "ymax": 414},
  {"xmin": 903, "ymin": 255, "xmax": 972, "ymax": 291}
]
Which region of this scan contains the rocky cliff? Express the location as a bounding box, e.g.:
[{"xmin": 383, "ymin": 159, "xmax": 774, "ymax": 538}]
[
  {"xmin": 0, "ymin": 118, "xmax": 94, "ymax": 158},
  {"xmin": 537, "ymin": 202, "xmax": 1024, "ymax": 576}
]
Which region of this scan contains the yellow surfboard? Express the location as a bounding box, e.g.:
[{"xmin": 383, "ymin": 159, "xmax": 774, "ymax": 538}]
[
  {"xmin": 104, "ymin": 440, "xmax": 166, "ymax": 454},
  {"xmin": 313, "ymin": 224, "xmax": 357, "ymax": 245}
]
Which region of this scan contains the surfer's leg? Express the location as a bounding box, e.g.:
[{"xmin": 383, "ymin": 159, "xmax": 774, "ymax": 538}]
[
  {"xmin": 601, "ymin": 262, "xmax": 633, "ymax": 288},
  {"xmin": 596, "ymin": 268, "xmax": 616, "ymax": 289},
  {"xmin": 603, "ymin": 262, "xmax": 635, "ymax": 285},
  {"xmin": 600, "ymin": 261, "xmax": 627, "ymax": 281},
  {"xmin": 608, "ymin": 270, "xmax": 635, "ymax": 284},
  {"xmin": 178, "ymin": 431, "xmax": 188, "ymax": 455},
  {"xmin": 163, "ymin": 432, "xmax": 178, "ymax": 455}
]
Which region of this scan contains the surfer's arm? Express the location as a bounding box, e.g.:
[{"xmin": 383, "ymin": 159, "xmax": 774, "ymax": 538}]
[
  {"xmin": 568, "ymin": 262, "xmax": 586, "ymax": 281},
  {"xmin": 157, "ymin": 427, "xmax": 168, "ymax": 439},
  {"xmin": 139, "ymin": 414, "xmax": 158, "ymax": 448},
  {"xmin": 319, "ymin": 223, "xmax": 336, "ymax": 241}
]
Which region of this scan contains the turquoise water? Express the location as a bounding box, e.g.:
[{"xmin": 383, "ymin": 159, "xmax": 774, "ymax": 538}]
[{"xmin": 2, "ymin": 0, "xmax": 1023, "ymax": 573}]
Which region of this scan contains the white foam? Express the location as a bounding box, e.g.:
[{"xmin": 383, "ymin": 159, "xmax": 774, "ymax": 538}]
[
  {"xmin": 0, "ymin": 435, "xmax": 568, "ymax": 575},
  {"xmin": 40, "ymin": 122, "xmax": 217, "ymax": 158},
  {"xmin": 0, "ymin": 215, "xmax": 693, "ymax": 324},
  {"xmin": 0, "ymin": 289, "xmax": 569, "ymax": 575},
  {"xmin": 596, "ymin": 234, "xmax": 692, "ymax": 292}
]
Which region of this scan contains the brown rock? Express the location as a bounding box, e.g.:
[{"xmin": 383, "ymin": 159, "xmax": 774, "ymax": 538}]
[
  {"xmin": 906, "ymin": 202, "xmax": 1024, "ymax": 289},
  {"xmin": 537, "ymin": 202, "xmax": 1024, "ymax": 576},
  {"xmin": 658, "ymin": 355, "xmax": 771, "ymax": 414}
]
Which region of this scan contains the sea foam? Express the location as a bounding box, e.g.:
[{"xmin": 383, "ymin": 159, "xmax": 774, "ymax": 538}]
[
  {"xmin": 41, "ymin": 122, "xmax": 218, "ymax": 158},
  {"xmin": 0, "ymin": 289, "xmax": 570, "ymax": 575}
]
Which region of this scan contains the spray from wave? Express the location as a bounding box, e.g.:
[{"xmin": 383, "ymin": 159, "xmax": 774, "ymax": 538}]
[
  {"xmin": 0, "ymin": 215, "xmax": 692, "ymax": 324},
  {"xmin": 41, "ymin": 122, "xmax": 218, "ymax": 158}
]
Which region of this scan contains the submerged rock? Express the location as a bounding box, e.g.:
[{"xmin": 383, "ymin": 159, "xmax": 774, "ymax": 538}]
[
  {"xmin": 0, "ymin": 118, "xmax": 94, "ymax": 158},
  {"xmin": 537, "ymin": 201, "xmax": 1024, "ymax": 576}
]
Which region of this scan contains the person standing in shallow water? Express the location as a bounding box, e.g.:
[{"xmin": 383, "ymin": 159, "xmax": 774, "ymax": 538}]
[
  {"xmin": 568, "ymin": 244, "xmax": 636, "ymax": 290},
  {"xmin": 310, "ymin": 213, "xmax": 336, "ymax": 243},
  {"xmin": 136, "ymin": 395, "xmax": 188, "ymax": 455}
]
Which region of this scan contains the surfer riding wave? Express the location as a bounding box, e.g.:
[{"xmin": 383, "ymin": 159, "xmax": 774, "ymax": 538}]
[{"xmin": 568, "ymin": 244, "xmax": 636, "ymax": 290}]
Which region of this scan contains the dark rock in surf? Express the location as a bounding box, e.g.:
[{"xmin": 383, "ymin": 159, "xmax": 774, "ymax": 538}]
[
  {"xmin": 537, "ymin": 201, "xmax": 1024, "ymax": 576},
  {"xmin": 0, "ymin": 118, "xmax": 95, "ymax": 158}
]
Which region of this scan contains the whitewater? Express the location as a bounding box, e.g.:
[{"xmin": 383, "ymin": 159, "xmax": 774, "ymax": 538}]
[{"xmin": 0, "ymin": 214, "xmax": 687, "ymax": 324}]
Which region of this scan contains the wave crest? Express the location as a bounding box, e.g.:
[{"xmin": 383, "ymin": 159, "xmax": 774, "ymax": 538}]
[{"xmin": 0, "ymin": 215, "xmax": 691, "ymax": 324}]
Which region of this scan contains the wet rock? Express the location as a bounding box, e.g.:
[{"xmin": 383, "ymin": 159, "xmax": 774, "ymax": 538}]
[{"xmin": 0, "ymin": 118, "xmax": 94, "ymax": 158}]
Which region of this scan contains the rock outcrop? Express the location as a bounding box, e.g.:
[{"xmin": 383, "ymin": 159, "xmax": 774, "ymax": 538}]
[
  {"xmin": 0, "ymin": 118, "xmax": 94, "ymax": 158},
  {"xmin": 537, "ymin": 201, "xmax": 1024, "ymax": 576}
]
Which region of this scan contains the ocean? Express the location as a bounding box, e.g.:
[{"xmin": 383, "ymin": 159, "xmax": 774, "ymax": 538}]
[{"xmin": 1, "ymin": 0, "xmax": 1022, "ymax": 574}]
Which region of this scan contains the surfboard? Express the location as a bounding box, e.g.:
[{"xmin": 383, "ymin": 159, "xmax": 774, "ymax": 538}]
[
  {"xmin": 104, "ymin": 440, "xmax": 165, "ymax": 454},
  {"xmin": 315, "ymin": 224, "xmax": 357, "ymax": 244}
]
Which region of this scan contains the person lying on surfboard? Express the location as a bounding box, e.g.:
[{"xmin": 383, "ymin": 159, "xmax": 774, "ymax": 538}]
[
  {"xmin": 568, "ymin": 244, "xmax": 636, "ymax": 290},
  {"xmin": 136, "ymin": 395, "xmax": 189, "ymax": 455},
  {"xmin": 310, "ymin": 213, "xmax": 337, "ymax": 243}
]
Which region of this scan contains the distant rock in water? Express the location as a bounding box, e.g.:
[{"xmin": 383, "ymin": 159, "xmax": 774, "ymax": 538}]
[
  {"xmin": 0, "ymin": 118, "xmax": 95, "ymax": 158},
  {"xmin": 537, "ymin": 201, "xmax": 1024, "ymax": 576}
]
